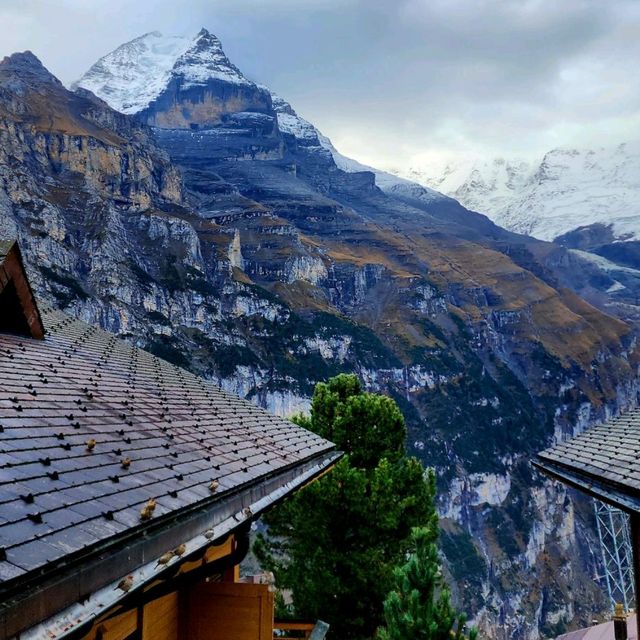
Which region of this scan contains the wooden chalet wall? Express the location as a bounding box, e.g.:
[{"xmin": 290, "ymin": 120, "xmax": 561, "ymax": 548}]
[
  {"xmin": 185, "ymin": 583, "xmax": 274, "ymax": 640},
  {"xmin": 143, "ymin": 593, "xmax": 179, "ymax": 640},
  {"xmin": 74, "ymin": 536, "xmax": 274, "ymax": 640},
  {"xmin": 0, "ymin": 241, "xmax": 45, "ymax": 339}
]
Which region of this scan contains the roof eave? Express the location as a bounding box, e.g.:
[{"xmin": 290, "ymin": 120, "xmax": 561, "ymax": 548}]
[
  {"xmin": 1, "ymin": 449, "xmax": 341, "ymax": 639},
  {"xmin": 533, "ymin": 456, "xmax": 640, "ymax": 513}
]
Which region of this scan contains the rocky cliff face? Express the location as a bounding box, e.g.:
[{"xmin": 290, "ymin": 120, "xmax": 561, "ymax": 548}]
[{"xmin": 2, "ymin": 40, "xmax": 640, "ymax": 638}]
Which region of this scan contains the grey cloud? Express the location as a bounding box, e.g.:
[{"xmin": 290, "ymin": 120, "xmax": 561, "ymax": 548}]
[{"xmin": 1, "ymin": 0, "xmax": 638, "ymax": 168}]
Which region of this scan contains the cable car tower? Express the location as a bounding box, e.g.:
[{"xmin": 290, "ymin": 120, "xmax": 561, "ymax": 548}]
[{"xmin": 593, "ymin": 500, "xmax": 635, "ymax": 612}]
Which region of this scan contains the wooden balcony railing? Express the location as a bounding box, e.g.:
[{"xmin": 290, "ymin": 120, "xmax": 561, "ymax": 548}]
[{"xmin": 273, "ymin": 620, "xmax": 329, "ymax": 640}]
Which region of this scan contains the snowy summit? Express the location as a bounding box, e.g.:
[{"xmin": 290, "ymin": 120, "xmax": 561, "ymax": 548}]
[
  {"xmin": 76, "ymin": 28, "xmax": 445, "ymax": 202},
  {"xmin": 75, "ymin": 28, "xmax": 253, "ymax": 114},
  {"xmin": 396, "ymin": 143, "xmax": 640, "ymax": 243}
]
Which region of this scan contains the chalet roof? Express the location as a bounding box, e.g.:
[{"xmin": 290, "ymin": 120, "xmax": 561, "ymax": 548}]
[
  {"xmin": 535, "ymin": 409, "xmax": 640, "ymax": 513},
  {"xmin": 556, "ymin": 613, "xmax": 637, "ymax": 640},
  {"xmin": 0, "ymin": 304, "xmax": 337, "ymax": 634}
]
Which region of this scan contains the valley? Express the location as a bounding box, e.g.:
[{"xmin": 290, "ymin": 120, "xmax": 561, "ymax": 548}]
[{"xmin": 1, "ymin": 30, "xmax": 639, "ymax": 638}]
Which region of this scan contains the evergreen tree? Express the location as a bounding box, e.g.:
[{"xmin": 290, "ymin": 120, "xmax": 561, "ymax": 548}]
[
  {"xmin": 255, "ymin": 374, "xmax": 440, "ymax": 640},
  {"xmin": 378, "ymin": 527, "xmax": 477, "ymax": 640}
]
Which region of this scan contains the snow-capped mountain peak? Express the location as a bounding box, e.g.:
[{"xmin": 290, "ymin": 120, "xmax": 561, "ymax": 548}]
[
  {"xmin": 75, "ymin": 28, "xmax": 253, "ymax": 114},
  {"xmin": 171, "ymin": 27, "xmax": 253, "ymax": 91},
  {"xmin": 77, "ymin": 29, "xmax": 445, "ymax": 203},
  {"xmin": 394, "ymin": 143, "xmax": 640, "ymax": 243}
]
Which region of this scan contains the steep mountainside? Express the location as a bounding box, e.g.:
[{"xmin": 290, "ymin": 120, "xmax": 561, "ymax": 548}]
[
  {"xmin": 398, "ymin": 144, "xmax": 640, "ymax": 249},
  {"xmin": 2, "ymin": 36, "xmax": 640, "ymax": 638},
  {"xmin": 398, "ymin": 145, "xmax": 640, "ymax": 314}
]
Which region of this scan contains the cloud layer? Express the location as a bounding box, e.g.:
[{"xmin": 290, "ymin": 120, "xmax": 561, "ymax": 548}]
[{"xmin": 2, "ymin": 0, "xmax": 638, "ymax": 169}]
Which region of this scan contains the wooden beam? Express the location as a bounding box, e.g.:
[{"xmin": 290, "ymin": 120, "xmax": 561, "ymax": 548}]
[
  {"xmin": 142, "ymin": 593, "xmax": 178, "ymax": 640},
  {"xmin": 273, "ymin": 622, "xmax": 316, "ymax": 631},
  {"xmin": 78, "ymin": 610, "xmax": 137, "ymax": 640},
  {"xmin": 203, "ymin": 536, "xmax": 234, "ymax": 564}
]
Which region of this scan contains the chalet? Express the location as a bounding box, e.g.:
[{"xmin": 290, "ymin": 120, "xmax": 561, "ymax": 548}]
[
  {"xmin": 536, "ymin": 411, "xmax": 640, "ymax": 639},
  {"xmin": 0, "ymin": 241, "xmax": 339, "ymax": 640}
]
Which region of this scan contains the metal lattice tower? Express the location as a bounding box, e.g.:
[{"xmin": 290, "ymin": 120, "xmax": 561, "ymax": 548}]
[{"xmin": 593, "ymin": 499, "xmax": 635, "ymax": 612}]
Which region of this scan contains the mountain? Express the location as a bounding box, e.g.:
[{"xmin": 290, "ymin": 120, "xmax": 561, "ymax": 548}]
[
  {"xmin": 74, "ymin": 29, "xmax": 254, "ymax": 116},
  {"xmin": 2, "ymin": 34, "xmax": 640, "ymax": 638},
  {"xmin": 398, "ymin": 144, "xmax": 640, "ymax": 247},
  {"xmin": 77, "ymin": 28, "xmax": 270, "ymax": 131}
]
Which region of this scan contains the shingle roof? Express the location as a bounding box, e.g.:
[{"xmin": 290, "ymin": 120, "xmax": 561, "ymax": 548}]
[
  {"xmin": 0, "ymin": 306, "xmax": 336, "ymax": 585},
  {"xmin": 535, "ymin": 410, "xmax": 640, "ymax": 512}
]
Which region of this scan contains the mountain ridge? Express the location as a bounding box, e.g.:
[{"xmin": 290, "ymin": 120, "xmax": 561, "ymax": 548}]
[
  {"xmin": 394, "ymin": 143, "xmax": 640, "ymax": 246},
  {"xmin": 72, "ymin": 34, "xmax": 640, "ymax": 636}
]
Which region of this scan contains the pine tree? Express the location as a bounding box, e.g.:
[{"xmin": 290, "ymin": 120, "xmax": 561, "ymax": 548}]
[
  {"xmin": 378, "ymin": 527, "xmax": 477, "ymax": 640},
  {"xmin": 255, "ymin": 374, "xmax": 440, "ymax": 640}
]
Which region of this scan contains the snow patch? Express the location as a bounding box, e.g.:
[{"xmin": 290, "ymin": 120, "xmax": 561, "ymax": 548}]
[
  {"xmin": 607, "ymin": 281, "xmax": 626, "ymax": 293},
  {"xmin": 570, "ymin": 249, "xmax": 640, "ymax": 275}
]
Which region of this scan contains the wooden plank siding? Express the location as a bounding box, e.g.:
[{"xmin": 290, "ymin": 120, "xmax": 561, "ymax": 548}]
[
  {"xmin": 77, "ymin": 537, "xmax": 240, "ymax": 640},
  {"xmin": 70, "ymin": 536, "xmax": 280, "ymax": 640},
  {"xmin": 142, "ymin": 593, "xmax": 179, "ymax": 640},
  {"xmin": 185, "ymin": 582, "xmax": 274, "ymax": 640},
  {"xmin": 79, "ymin": 610, "xmax": 137, "ymax": 640},
  {"xmin": 73, "ymin": 579, "xmax": 278, "ymax": 640}
]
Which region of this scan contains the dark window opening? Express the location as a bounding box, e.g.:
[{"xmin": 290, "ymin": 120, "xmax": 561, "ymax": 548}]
[{"xmin": 0, "ymin": 279, "xmax": 32, "ymax": 337}]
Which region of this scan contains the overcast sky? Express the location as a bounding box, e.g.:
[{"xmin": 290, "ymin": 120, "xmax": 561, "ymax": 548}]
[{"xmin": 1, "ymin": 0, "xmax": 639, "ymax": 171}]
